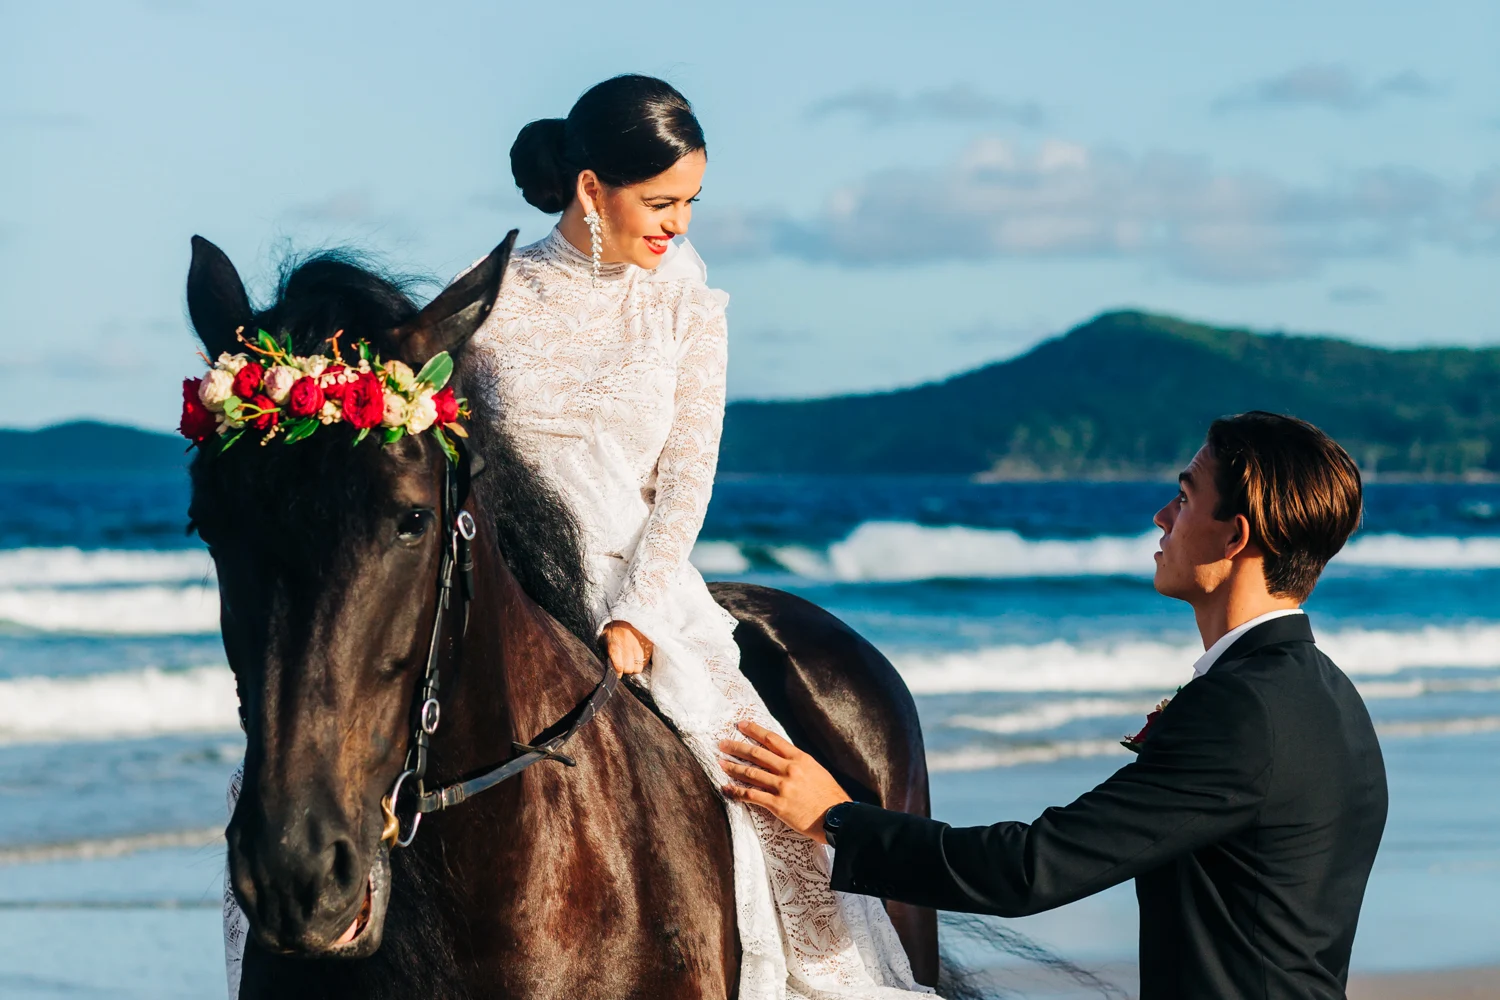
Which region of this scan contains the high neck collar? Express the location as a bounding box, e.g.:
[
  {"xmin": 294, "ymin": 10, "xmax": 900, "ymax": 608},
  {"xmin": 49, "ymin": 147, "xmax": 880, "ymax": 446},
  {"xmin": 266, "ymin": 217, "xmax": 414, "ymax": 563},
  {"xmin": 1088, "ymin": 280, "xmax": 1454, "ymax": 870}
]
[{"xmin": 542, "ymin": 226, "xmax": 631, "ymax": 283}]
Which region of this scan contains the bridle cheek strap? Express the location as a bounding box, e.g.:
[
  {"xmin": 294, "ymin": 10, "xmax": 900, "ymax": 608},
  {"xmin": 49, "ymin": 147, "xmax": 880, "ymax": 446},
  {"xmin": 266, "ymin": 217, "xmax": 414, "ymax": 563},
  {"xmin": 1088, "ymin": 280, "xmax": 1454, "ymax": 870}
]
[{"xmin": 381, "ymin": 457, "xmax": 618, "ymax": 848}]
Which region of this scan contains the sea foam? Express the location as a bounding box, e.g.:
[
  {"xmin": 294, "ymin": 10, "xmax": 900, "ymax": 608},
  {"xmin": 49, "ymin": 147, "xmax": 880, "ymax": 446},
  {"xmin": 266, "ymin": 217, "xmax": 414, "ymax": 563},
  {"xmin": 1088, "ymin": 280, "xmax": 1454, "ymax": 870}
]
[
  {"xmin": 894, "ymin": 624, "xmax": 1500, "ymax": 694},
  {"xmin": 699, "ymin": 524, "xmax": 1500, "ymax": 583},
  {"xmin": 0, "ymin": 666, "xmax": 239, "ymax": 744}
]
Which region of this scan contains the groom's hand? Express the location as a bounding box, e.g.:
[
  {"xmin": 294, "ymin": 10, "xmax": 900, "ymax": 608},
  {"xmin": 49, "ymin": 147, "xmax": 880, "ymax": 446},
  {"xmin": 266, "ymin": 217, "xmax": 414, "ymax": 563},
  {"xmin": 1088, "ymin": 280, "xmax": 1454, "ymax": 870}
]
[{"xmin": 719, "ymin": 721, "xmax": 850, "ymax": 844}]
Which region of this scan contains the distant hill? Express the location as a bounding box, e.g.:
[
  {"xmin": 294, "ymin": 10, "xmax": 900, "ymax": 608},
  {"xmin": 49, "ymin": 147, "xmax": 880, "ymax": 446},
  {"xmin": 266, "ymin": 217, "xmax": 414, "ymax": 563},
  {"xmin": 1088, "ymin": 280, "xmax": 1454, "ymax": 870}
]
[
  {"xmin": 719, "ymin": 311, "xmax": 1500, "ymax": 479},
  {"xmin": 0, "ymin": 421, "xmax": 188, "ymax": 475},
  {"xmin": 4, "ymin": 312, "xmax": 1498, "ymax": 480}
]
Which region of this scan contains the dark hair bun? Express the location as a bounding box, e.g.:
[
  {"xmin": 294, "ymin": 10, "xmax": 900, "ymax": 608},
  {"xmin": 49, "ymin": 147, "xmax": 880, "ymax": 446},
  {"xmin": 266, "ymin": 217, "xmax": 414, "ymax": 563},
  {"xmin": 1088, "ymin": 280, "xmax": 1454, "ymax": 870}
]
[
  {"xmin": 510, "ymin": 118, "xmax": 572, "ymax": 214},
  {"xmin": 509, "ymin": 76, "xmax": 706, "ymax": 215}
]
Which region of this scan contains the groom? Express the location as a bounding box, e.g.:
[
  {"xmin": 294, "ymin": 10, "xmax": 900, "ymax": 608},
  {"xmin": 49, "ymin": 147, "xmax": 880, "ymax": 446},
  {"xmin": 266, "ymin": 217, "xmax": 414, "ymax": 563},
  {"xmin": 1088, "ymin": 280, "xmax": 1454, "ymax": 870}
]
[{"xmin": 722, "ymin": 411, "xmax": 1388, "ymax": 1000}]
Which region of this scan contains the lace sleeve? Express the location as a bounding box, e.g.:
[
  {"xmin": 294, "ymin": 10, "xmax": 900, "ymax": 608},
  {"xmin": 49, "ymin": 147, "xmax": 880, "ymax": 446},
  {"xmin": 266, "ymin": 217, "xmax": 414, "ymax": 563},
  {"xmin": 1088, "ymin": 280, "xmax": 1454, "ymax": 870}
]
[{"xmin": 608, "ymin": 290, "xmax": 728, "ymax": 630}]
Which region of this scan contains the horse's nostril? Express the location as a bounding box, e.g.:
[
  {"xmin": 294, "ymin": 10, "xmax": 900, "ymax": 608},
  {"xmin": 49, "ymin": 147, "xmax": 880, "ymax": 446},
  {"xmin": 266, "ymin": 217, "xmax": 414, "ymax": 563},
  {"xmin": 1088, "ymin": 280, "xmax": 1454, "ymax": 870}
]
[{"xmin": 330, "ymin": 836, "xmax": 358, "ymax": 892}]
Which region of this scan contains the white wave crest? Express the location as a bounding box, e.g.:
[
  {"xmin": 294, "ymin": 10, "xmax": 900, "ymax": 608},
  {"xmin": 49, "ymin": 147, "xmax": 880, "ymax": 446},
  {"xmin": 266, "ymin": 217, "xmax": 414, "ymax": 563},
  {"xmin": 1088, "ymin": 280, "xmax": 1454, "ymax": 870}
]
[
  {"xmin": 0, "ymin": 548, "xmax": 213, "ymax": 588},
  {"xmin": 0, "ymin": 585, "xmax": 220, "ymax": 634},
  {"xmin": 895, "ymin": 624, "xmax": 1500, "ymax": 694},
  {"xmin": 1338, "ymin": 534, "xmax": 1500, "ymax": 569},
  {"xmin": 689, "ymin": 541, "xmax": 751, "ymax": 575},
  {"xmin": 929, "ymin": 740, "xmax": 1125, "ymax": 772},
  {"xmin": 0, "ymin": 828, "xmax": 223, "ymax": 867},
  {"xmin": 929, "ymin": 713, "xmax": 1500, "ymax": 774},
  {"xmin": 947, "ymin": 699, "xmax": 1143, "ymax": 735},
  {"xmin": 0, "ymin": 666, "xmax": 239, "ymax": 744},
  {"xmin": 714, "ymin": 524, "xmax": 1500, "ymax": 583}
]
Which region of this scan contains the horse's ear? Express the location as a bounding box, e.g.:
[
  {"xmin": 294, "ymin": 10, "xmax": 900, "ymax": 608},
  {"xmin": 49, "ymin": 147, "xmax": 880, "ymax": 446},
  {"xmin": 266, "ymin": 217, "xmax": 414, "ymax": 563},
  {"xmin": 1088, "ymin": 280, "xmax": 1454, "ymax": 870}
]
[
  {"xmin": 187, "ymin": 236, "xmax": 252, "ymax": 359},
  {"xmin": 395, "ymin": 230, "xmax": 518, "ymax": 364}
]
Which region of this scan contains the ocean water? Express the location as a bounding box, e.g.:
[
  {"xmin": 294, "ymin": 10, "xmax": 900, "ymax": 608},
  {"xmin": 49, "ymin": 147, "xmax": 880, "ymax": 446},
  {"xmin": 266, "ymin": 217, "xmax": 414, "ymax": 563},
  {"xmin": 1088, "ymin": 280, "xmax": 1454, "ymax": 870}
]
[{"xmin": 1, "ymin": 472, "xmax": 1498, "ymax": 997}]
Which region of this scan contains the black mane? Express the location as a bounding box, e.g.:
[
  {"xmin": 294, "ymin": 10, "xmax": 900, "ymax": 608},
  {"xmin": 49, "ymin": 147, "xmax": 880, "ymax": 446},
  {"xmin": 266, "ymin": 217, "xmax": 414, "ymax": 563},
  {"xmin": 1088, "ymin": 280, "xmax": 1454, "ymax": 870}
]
[{"xmin": 191, "ymin": 249, "xmax": 594, "ymax": 645}]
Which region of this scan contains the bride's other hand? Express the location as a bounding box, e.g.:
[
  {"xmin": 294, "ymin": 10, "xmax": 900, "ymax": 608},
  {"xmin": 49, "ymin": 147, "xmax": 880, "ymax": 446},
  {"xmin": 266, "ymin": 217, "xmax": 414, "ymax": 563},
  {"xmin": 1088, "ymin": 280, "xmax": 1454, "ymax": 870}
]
[{"xmin": 603, "ymin": 620, "xmax": 653, "ymax": 675}]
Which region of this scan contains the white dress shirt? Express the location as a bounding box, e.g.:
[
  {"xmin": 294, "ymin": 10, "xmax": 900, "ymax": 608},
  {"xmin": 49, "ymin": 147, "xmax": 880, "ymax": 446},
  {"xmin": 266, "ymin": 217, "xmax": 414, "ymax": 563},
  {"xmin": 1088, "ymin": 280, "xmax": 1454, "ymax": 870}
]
[{"xmin": 1191, "ymin": 608, "xmax": 1306, "ymax": 678}]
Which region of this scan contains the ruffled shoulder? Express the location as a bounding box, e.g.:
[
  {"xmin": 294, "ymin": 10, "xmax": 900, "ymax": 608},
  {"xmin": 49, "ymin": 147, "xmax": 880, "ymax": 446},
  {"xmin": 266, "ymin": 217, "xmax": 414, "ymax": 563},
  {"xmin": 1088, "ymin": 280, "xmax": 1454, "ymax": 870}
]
[{"xmin": 648, "ymin": 238, "xmax": 730, "ymax": 310}]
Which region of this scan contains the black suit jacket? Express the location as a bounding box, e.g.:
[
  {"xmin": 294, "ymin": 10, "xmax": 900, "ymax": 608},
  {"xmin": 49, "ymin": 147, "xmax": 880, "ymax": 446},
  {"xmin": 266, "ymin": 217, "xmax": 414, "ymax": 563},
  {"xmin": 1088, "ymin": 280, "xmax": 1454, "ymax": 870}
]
[{"xmin": 831, "ymin": 615, "xmax": 1388, "ymax": 1000}]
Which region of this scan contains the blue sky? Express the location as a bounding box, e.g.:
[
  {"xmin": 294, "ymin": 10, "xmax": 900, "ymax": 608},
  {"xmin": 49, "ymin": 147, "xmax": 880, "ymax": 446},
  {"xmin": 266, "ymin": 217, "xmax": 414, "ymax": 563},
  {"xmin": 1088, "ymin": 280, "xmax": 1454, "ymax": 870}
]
[{"xmin": 3, "ymin": 0, "xmax": 1498, "ymax": 429}]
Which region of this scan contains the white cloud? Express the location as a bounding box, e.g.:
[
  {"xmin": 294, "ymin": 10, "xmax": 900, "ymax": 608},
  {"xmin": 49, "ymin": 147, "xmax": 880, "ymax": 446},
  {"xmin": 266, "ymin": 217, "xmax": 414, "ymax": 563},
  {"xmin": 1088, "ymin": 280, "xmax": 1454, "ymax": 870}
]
[
  {"xmin": 1214, "ymin": 65, "xmax": 1438, "ymax": 113},
  {"xmin": 692, "ymin": 138, "xmax": 1500, "ymax": 283},
  {"xmin": 808, "ymin": 84, "xmax": 1043, "ymax": 127}
]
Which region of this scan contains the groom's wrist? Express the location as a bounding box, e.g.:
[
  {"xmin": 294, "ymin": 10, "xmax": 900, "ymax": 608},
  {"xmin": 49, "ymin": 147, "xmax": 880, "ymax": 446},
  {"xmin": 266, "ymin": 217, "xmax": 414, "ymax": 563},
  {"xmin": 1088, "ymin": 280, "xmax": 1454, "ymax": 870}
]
[{"xmin": 822, "ymin": 801, "xmax": 854, "ymax": 847}]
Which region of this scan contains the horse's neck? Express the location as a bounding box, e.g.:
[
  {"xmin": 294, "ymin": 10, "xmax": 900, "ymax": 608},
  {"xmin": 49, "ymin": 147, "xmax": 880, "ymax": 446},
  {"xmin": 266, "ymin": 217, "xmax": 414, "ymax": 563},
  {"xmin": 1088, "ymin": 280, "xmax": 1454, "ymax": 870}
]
[{"xmin": 444, "ymin": 516, "xmax": 599, "ymax": 772}]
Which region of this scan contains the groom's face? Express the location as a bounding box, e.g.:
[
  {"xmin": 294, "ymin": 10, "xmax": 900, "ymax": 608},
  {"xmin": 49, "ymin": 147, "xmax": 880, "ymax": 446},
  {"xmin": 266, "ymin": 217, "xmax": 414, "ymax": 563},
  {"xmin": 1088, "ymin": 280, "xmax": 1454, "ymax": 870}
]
[{"xmin": 1152, "ymin": 446, "xmax": 1242, "ymax": 602}]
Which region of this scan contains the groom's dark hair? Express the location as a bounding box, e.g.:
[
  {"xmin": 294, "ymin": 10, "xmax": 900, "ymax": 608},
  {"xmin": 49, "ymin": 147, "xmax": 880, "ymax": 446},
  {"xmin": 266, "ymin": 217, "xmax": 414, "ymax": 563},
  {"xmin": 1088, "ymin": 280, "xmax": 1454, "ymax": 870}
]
[{"xmin": 1206, "ymin": 411, "xmax": 1363, "ymax": 601}]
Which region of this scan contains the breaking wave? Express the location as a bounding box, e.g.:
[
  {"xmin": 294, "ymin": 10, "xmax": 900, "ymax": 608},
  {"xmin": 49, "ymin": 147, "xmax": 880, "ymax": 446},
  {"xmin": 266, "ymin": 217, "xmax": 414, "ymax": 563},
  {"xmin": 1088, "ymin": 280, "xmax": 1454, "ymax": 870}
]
[
  {"xmin": 693, "ymin": 524, "xmax": 1500, "ymax": 583},
  {"xmin": 0, "ymin": 585, "xmax": 219, "ymax": 634},
  {"xmin": 893, "ymin": 624, "xmax": 1500, "ymax": 695},
  {"xmin": 0, "ymin": 666, "xmax": 239, "ymax": 744}
]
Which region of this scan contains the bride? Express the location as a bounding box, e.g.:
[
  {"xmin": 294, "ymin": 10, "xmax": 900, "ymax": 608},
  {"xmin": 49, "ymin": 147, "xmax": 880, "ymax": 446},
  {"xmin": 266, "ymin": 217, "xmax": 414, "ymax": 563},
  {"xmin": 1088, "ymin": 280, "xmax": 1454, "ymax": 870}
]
[
  {"xmin": 224, "ymin": 74, "xmax": 932, "ymax": 999},
  {"xmin": 471, "ymin": 76, "xmax": 930, "ymax": 999}
]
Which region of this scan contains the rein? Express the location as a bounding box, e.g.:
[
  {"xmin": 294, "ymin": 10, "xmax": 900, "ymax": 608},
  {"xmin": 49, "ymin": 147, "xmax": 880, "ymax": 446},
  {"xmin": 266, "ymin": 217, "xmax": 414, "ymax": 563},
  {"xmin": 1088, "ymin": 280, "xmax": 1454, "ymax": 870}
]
[{"xmin": 379, "ymin": 455, "xmax": 619, "ymax": 848}]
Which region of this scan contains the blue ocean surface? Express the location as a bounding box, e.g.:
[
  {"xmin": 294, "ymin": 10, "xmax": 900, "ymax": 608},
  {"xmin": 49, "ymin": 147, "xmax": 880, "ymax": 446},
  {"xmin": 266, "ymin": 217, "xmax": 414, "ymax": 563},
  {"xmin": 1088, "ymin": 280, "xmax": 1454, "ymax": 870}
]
[{"xmin": 0, "ymin": 472, "xmax": 1497, "ymax": 997}]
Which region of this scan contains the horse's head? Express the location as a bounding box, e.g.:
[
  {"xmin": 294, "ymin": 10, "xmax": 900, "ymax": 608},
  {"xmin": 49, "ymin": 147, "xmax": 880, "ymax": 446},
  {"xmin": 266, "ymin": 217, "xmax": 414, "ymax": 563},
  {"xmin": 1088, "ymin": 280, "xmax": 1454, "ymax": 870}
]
[{"xmin": 186, "ymin": 234, "xmax": 514, "ymax": 957}]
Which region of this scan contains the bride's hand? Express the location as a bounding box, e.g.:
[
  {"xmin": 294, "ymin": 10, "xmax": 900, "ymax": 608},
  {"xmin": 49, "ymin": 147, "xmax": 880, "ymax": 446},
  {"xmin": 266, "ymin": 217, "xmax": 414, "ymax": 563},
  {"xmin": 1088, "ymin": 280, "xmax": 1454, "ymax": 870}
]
[{"xmin": 603, "ymin": 621, "xmax": 653, "ymax": 676}]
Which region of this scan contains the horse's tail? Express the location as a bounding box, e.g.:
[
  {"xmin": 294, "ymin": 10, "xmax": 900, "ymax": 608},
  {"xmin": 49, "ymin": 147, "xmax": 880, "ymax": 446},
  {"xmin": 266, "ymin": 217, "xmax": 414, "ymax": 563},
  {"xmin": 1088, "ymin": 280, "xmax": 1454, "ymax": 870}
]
[{"xmin": 934, "ymin": 913, "xmax": 1129, "ymax": 1000}]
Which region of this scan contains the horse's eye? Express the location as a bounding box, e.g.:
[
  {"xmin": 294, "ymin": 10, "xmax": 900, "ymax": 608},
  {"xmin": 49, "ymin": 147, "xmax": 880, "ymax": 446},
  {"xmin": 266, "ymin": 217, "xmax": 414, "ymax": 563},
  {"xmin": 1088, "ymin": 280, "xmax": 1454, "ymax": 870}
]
[{"xmin": 397, "ymin": 509, "xmax": 434, "ymax": 541}]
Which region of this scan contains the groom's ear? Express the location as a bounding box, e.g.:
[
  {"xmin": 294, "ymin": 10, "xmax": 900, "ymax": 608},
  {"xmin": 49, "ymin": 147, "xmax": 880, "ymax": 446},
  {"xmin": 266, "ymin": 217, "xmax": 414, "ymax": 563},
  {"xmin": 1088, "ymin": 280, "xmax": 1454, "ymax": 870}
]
[
  {"xmin": 1225, "ymin": 514, "xmax": 1254, "ymax": 560},
  {"xmin": 394, "ymin": 231, "xmax": 517, "ymax": 365}
]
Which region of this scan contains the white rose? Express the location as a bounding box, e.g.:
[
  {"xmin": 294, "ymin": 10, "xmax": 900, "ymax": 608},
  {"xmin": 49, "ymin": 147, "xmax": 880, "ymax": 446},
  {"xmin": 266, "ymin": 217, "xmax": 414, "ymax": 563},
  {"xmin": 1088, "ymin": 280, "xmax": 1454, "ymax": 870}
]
[
  {"xmin": 381, "ymin": 391, "xmax": 410, "ymax": 429},
  {"xmin": 405, "ymin": 390, "xmax": 438, "ymax": 435},
  {"xmin": 384, "ymin": 360, "xmax": 416, "ymax": 391},
  {"xmin": 198, "ymin": 369, "xmax": 235, "ymax": 412},
  {"xmin": 215, "ymin": 352, "xmax": 248, "ymax": 374},
  {"xmin": 318, "ymin": 399, "xmax": 342, "ymax": 425},
  {"xmin": 263, "ymin": 365, "xmax": 299, "ymax": 404},
  {"xmin": 297, "ymin": 355, "xmax": 328, "ymax": 378}
]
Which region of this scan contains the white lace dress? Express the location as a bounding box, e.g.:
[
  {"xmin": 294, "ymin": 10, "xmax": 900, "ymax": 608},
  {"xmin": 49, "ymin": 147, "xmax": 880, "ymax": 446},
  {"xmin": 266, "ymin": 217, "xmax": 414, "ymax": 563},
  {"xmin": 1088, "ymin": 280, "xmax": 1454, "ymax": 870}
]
[
  {"xmin": 221, "ymin": 229, "xmax": 931, "ymax": 1000},
  {"xmin": 467, "ymin": 229, "xmax": 930, "ymax": 1000}
]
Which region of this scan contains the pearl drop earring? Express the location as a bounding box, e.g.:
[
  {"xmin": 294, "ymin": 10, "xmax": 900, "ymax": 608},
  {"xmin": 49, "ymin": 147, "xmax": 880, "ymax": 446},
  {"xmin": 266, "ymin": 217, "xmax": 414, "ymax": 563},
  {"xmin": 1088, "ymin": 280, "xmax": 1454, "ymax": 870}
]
[{"xmin": 584, "ymin": 210, "xmax": 603, "ymax": 285}]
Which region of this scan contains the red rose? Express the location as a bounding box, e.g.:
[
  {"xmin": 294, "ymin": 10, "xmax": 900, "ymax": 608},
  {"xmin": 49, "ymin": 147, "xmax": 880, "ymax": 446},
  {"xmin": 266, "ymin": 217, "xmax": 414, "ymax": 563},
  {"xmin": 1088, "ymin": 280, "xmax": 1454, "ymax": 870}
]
[
  {"xmin": 232, "ymin": 362, "xmax": 264, "ymax": 399},
  {"xmin": 286, "ymin": 376, "xmax": 325, "ymax": 418},
  {"xmin": 319, "ymin": 365, "xmax": 349, "ymax": 402},
  {"xmin": 433, "ymin": 386, "xmax": 459, "ymax": 425},
  {"xmin": 245, "ymin": 393, "xmax": 279, "ymax": 431},
  {"xmin": 178, "ymin": 378, "xmax": 216, "ymax": 442},
  {"xmin": 342, "ymin": 371, "xmax": 386, "ymax": 429},
  {"xmin": 1127, "ymin": 710, "xmax": 1162, "ymax": 747}
]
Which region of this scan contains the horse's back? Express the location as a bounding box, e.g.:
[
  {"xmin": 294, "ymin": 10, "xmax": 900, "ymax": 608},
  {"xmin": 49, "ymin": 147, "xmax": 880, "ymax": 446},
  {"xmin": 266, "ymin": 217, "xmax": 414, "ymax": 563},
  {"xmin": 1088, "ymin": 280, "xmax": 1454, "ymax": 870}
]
[{"xmin": 708, "ymin": 581, "xmax": 939, "ymax": 986}]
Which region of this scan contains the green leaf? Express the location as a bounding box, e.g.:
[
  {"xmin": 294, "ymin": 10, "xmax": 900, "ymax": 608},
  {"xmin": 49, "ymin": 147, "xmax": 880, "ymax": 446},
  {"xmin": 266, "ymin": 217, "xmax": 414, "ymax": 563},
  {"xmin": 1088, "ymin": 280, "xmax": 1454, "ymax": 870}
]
[
  {"xmin": 257, "ymin": 329, "xmax": 278, "ymax": 353},
  {"xmin": 352, "ymin": 426, "xmax": 370, "ymax": 447},
  {"xmin": 382, "ymin": 426, "xmax": 405, "ymax": 444},
  {"xmin": 357, "ymin": 341, "xmax": 371, "ymax": 363},
  {"xmin": 221, "ymin": 397, "xmax": 243, "ymax": 420},
  {"xmin": 415, "ymin": 351, "xmax": 453, "ymax": 391},
  {"xmin": 282, "ymin": 417, "xmax": 319, "ymax": 444},
  {"xmin": 433, "ymin": 427, "xmax": 459, "ymax": 466},
  {"xmin": 219, "ymin": 429, "xmax": 246, "ymax": 453}
]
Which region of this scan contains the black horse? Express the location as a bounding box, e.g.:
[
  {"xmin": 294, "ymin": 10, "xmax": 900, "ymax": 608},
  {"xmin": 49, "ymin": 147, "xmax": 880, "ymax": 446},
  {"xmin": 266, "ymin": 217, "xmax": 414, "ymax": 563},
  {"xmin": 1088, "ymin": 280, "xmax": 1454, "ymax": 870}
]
[{"xmin": 186, "ymin": 232, "xmax": 937, "ymax": 998}]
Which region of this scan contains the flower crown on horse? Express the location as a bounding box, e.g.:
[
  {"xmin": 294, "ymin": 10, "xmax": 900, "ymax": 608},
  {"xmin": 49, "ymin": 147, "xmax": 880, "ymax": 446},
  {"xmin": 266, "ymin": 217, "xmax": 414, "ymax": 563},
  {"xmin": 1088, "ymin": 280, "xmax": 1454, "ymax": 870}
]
[{"xmin": 179, "ymin": 327, "xmax": 469, "ymax": 462}]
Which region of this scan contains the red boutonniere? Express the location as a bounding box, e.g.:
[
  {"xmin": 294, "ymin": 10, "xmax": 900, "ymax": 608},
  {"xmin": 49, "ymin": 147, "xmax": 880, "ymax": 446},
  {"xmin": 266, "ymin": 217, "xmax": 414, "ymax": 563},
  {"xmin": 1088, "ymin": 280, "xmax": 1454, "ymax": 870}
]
[{"xmin": 1122, "ymin": 690, "xmax": 1180, "ymax": 753}]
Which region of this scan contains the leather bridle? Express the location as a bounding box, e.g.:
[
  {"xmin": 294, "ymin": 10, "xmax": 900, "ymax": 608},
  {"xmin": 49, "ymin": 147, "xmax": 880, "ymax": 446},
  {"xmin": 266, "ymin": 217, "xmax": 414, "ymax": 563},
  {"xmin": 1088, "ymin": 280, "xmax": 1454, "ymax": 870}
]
[{"xmin": 379, "ymin": 452, "xmax": 619, "ymax": 848}]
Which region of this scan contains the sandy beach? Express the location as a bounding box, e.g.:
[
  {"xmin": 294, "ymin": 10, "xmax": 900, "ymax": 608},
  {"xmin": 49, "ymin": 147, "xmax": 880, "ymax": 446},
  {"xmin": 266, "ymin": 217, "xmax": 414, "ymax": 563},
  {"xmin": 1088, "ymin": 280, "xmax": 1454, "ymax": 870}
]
[
  {"xmin": 958, "ymin": 961, "xmax": 1500, "ymax": 998},
  {"xmin": 1350, "ymin": 966, "xmax": 1500, "ymax": 999}
]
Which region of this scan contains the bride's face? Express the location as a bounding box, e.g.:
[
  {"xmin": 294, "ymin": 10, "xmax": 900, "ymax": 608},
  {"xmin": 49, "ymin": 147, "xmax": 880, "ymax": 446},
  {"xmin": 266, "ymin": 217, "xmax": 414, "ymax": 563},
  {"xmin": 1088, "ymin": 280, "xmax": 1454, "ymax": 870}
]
[{"xmin": 579, "ymin": 150, "xmax": 707, "ymax": 269}]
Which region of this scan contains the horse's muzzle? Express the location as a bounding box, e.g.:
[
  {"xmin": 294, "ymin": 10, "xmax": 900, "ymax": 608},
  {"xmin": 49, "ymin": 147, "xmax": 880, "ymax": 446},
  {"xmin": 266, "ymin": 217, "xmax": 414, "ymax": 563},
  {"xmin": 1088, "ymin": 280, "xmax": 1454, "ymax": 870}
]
[{"xmin": 229, "ymin": 814, "xmax": 392, "ymax": 959}]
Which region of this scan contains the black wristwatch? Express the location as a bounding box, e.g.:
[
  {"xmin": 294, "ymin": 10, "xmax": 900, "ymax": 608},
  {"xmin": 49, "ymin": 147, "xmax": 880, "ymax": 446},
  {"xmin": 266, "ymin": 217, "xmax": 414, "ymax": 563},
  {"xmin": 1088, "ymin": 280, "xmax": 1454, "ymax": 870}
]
[{"xmin": 822, "ymin": 801, "xmax": 853, "ymax": 848}]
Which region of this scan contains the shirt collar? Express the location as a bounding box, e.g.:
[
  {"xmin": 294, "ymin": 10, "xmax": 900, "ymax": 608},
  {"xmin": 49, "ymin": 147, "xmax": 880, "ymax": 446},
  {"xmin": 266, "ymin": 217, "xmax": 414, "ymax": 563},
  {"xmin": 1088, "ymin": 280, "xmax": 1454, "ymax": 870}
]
[{"xmin": 1192, "ymin": 608, "xmax": 1306, "ymax": 678}]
